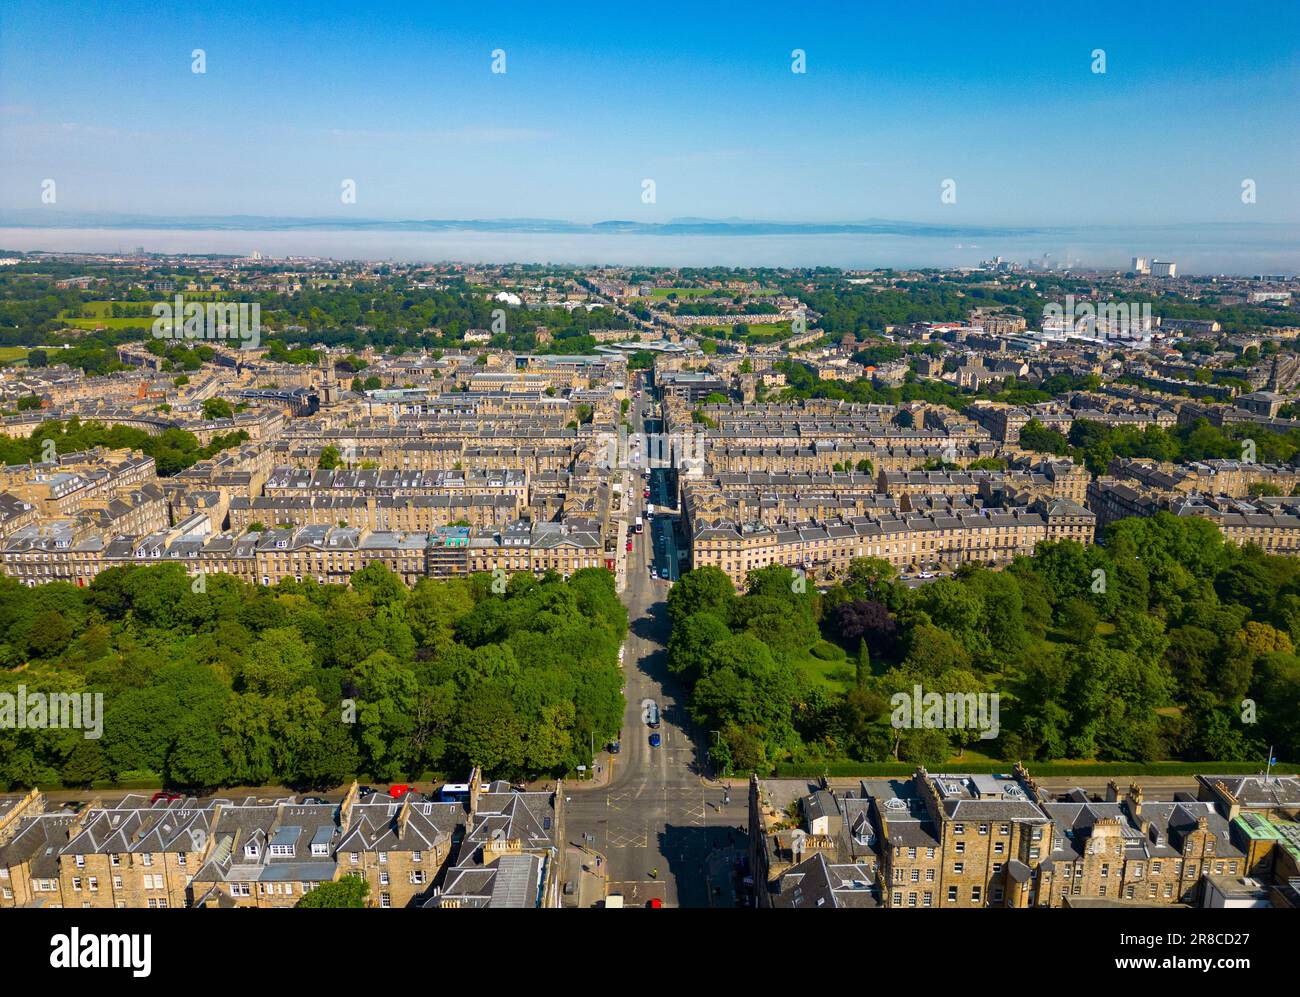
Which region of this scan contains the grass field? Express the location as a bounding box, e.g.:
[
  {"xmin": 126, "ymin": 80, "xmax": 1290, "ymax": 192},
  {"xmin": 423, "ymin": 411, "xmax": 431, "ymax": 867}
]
[
  {"xmin": 649, "ymin": 287, "xmax": 726, "ymax": 299},
  {"xmin": 792, "ymin": 645, "xmax": 856, "ymax": 693},
  {"xmin": 60, "ymin": 316, "xmax": 154, "ymax": 330},
  {"xmin": 58, "ymin": 295, "xmax": 235, "ymax": 330},
  {"xmin": 58, "ymin": 299, "xmax": 157, "ymax": 330},
  {"xmin": 686, "ymin": 320, "xmax": 792, "ymax": 340},
  {"xmin": 0, "ymin": 347, "xmax": 31, "ymax": 365},
  {"xmin": 739, "ymin": 321, "xmax": 791, "ymax": 338}
]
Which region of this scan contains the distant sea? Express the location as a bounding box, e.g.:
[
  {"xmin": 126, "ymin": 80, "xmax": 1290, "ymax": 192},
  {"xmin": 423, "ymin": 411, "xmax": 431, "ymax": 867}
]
[{"xmin": 1, "ymin": 221, "xmax": 1297, "ymax": 275}]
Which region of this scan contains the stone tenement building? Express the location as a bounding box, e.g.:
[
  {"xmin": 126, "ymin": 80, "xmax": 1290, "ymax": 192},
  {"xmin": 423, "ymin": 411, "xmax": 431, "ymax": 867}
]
[
  {"xmin": 879, "ymin": 464, "xmax": 1088, "ymax": 507},
  {"xmin": 0, "ymin": 517, "xmax": 607, "ymax": 589},
  {"xmin": 1175, "ymin": 495, "xmax": 1300, "ymax": 554},
  {"xmin": 749, "ymin": 767, "xmax": 1300, "ymax": 910},
  {"xmin": 1087, "ymin": 481, "xmax": 1300, "ymax": 555},
  {"xmin": 0, "ymin": 450, "xmax": 172, "ymax": 555},
  {"xmin": 0, "ymin": 772, "xmax": 563, "ymax": 909},
  {"xmin": 1108, "ymin": 457, "xmax": 1300, "ymax": 499},
  {"xmin": 690, "ymin": 498, "xmax": 1095, "ymax": 585},
  {"xmin": 262, "ymin": 466, "xmax": 530, "ymax": 504},
  {"xmin": 0, "ymin": 449, "xmax": 158, "ymax": 519},
  {"xmin": 227, "ymin": 492, "xmax": 523, "ymax": 533},
  {"xmin": 272, "ymin": 437, "xmax": 573, "ymax": 474},
  {"xmin": 705, "ymin": 441, "xmax": 1003, "ymax": 474},
  {"xmin": 684, "ymin": 476, "xmax": 899, "ymax": 529}
]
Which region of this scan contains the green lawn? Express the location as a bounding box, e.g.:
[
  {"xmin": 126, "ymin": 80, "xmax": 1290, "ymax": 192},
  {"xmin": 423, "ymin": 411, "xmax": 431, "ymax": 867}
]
[
  {"xmin": 686, "ymin": 321, "xmax": 792, "ymax": 342},
  {"xmin": 792, "ymin": 646, "xmax": 856, "ymax": 693},
  {"xmin": 739, "ymin": 321, "xmax": 791, "ymax": 338},
  {"xmin": 58, "ymin": 295, "xmax": 232, "ymax": 330},
  {"xmin": 60, "ymin": 316, "xmax": 155, "ymax": 330},
  {"xmin": 0, "ymin": 346, "xmax": 32, "ymax": 364},
  {"xmin": 649, "ymin": 287, "xmax": 725, "ymax": 299}
]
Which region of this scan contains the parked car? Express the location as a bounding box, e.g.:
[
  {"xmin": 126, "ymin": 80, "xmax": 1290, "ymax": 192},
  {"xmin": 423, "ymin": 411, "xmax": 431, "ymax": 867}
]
[
  {"xmin": 389, "ymin": 784, "xmax": 414, "ymax": 798},
  {"xmin": 303, "ymin": 796, "xmax": 329, "ymax": 805},
  {"xmin": 150, "ymin": 791, "xmax": 181, "ymax": 804},
  {"xmin": 660, "ymin": 567, "xmax": 670, "ymax": 579},
  {"xmin": 649, "ymin": 732, "xmax": 661, "ymax": 748},
  {"xmin": 609, "ymin": 740, "xmax": 621, "ymax": 754},
  {"xmin": 646, "ymin": 701, "xmax": 660, "ymax": 728}
]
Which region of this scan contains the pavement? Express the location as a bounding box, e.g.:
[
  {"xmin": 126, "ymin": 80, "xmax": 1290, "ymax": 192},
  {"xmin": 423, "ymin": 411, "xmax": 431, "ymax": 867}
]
[
  {"xmin": 562, "ymin": 392, "xmax": 750, "ymax": 908},
  {"xmin": 562, "ymin": 844, "xmax": 609, "ymax": 908}
]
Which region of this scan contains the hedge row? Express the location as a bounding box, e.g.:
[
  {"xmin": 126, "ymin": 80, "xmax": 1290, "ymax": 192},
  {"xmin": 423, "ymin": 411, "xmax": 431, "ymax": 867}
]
[{"xmin": 770, "ymin": 760, "xmax": 1298, "ymax": 779}]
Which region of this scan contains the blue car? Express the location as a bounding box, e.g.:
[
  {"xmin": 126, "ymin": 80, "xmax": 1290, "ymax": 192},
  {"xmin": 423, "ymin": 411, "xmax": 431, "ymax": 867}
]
[{"xmin": 649, "ymin": 732, "xmax": 661, "ymax": 748}]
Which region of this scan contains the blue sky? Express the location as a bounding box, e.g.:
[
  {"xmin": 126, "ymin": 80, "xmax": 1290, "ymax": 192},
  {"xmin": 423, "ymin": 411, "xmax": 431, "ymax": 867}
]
[{"xmin": 2, "ymin": 0, "xmax": 1297, "ymax": 225}]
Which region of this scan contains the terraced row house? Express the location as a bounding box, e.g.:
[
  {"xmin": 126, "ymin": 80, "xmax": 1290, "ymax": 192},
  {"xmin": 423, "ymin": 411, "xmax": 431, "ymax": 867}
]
[
  {"xmin": 689, "ymin": 497, "xmax": 1095, "ymax": 585},
  {"xmin": 749, "ymin": 767, "xmax": 1300, "ymax": 910},
  {"xmin": 1087, "ymin": 482, "xmax": 1300, "ymax": 554},
  {"xmin": 0, "ymin": 772, "xmax": 563, "ymax": 909},
  {"xmin": 0, "ymin": 516, "xmax": 607, "ymax": 589}
]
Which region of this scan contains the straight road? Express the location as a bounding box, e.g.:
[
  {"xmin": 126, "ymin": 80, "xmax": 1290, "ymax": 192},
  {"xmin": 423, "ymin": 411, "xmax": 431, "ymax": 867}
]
[{"xmin": 563, "ymin": 383, "xmax": 748, "ymax": 907}]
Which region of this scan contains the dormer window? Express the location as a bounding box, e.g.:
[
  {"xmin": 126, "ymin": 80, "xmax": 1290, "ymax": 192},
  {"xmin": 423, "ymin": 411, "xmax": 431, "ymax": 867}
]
[
  {"xmin": 311, "ymin": 843, "xmax": 328, "ymax": 857},
  {"xmin": 245, "ymin": 842, "xmax": 260, "ymax": 859}
]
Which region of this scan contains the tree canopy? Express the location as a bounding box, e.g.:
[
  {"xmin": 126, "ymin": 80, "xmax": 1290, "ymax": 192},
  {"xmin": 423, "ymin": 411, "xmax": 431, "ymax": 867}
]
[
  {"xmin": 669, "ymin": 513, "xmax": 1298, "ymax": 774},
  {"xmin": 0, "ymin": 563, "xmax": 626, "ymax": 791}
]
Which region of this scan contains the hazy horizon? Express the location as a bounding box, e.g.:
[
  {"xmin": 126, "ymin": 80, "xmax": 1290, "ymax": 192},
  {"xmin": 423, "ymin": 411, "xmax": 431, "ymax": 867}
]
[{"xmin": 3, "ymin": 219, "xmax": 1297, "ymax": 275}]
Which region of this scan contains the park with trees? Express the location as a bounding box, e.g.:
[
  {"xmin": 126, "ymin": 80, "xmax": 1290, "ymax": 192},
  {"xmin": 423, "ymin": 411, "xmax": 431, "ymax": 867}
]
[
  {"xmin": 667, "ymin": 513, "xmax": 1300, "ymax": 775},
  {"xmin": 0, "ymin": 563, "xmax": 626, "ymax": 792}
]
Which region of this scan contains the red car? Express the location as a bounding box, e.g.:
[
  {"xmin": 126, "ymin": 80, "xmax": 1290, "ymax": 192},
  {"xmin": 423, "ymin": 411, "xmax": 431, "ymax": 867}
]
[
  {"xmin": 389, "ymin": 784, "xmax": 414, "ymax": 799},
  {"xmin": 626, "ymin": 540, "xmax": 633, "ymax": 552},
  {"xmin": 150, "ymin": 791, "xmax": 181, "ymax": 804}
]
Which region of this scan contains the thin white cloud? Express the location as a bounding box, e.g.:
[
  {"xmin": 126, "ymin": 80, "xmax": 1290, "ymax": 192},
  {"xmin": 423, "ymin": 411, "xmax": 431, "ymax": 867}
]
[{"xmin": 320, "ymin": 125, "xmax": 555, "ymax": 144}]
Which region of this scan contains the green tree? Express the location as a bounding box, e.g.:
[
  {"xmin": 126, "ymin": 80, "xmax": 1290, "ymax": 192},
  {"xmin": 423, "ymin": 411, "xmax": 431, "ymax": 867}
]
[
  {"xmin": 202, "ymin": 397, "xmax": 234, "ymax": 420},
  {"xmin": 297, "ymin": 875, "xmax": 370, "ymax": 908},
  {"xmin": 668, "ymin": 611, "xmax": 731, "ymax": 681},
  {"xmin": 667, "ymin": 566, "xmax": 736, "ymax": 625},
  {"xmin": 317, "ymin": 445, "xmax": 343, "ymax": 470}
]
